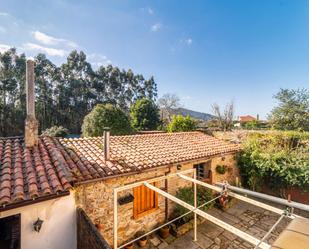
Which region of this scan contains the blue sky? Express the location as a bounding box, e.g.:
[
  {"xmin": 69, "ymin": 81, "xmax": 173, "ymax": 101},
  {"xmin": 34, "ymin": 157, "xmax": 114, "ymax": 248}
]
[{"xmin": 0, "ymin": 0, "xmax": 308, "ymax": 119}]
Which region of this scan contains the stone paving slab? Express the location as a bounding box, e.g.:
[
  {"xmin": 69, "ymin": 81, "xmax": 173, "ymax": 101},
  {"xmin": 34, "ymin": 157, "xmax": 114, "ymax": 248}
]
[
  {"xmin": 165, "ymin": 232, "xmax": 200, "ymax": 249},
  {"xmin": 150, "ymin": 200, "xmax": 292, "ymax": 249}
]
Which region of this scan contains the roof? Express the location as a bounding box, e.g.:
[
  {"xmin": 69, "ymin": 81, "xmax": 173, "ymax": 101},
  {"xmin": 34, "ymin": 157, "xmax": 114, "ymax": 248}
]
[
  {"xmin": 0, "ymin": 131, "xmax": 240, "ymax": 209},
  {"xmin": 239, "ymin": 115, "xmax": 256, "ymax": 122},
  {"xmin": 59, "ymin": 131, "xmax": 240, "ymax": 176},
  {"xmin": 0, "ymin": 137, "xmax": 72, "ymax": 207}
]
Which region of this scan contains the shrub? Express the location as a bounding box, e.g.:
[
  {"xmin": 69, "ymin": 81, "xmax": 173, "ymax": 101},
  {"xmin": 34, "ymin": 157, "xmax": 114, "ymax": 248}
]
[
  {"xmin": 167, "ymin": 115, "xmax": 197, "ymax": 132},
  {"xmin": 82, "ymin": 104, "xmax": 132, "ymax": 136},
  {"xmin": 238, "ymin": 131, "xmax": 309, "ymax": 191},
  {"xmin": 244, "ymin": 120, "xmax": 261, "ymax": 130},
  {"xmin": 41, "ymin": 126, "xmax": 69, "ymax": 137},
  {"xmin": 130, "ymin": 98, "xmax": 160, "ymax": 131},
  {"xmin": 174, "ymin": 186, "xmax": 214, "ymax": 223}
]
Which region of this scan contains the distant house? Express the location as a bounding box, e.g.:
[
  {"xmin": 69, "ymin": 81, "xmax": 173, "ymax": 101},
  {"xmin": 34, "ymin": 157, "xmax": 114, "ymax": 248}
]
[
  {"xmin": 0, "ymin": 61, "xmax": 241, "ymax": 249},
  {"xmin": 239, "ymin": 115, "xmax": 257, "ymax": 123},
  {"xmin": 234, "ymin": 115, "xmax": 257, "ymax": 127}
]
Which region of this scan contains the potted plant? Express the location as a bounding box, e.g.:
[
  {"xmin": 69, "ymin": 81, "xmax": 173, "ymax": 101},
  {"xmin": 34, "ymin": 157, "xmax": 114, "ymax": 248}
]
[
  {"xmin": 215, "ymin": 165, "xmax": 227, "ymax": 174},
  {"xmin": 159, "ymin": 225, "xmax": 170, "ymax": 239},
  {"xmin": 124, "ymin": 243, "xmax": 133, "ymax": 249},
  {"xmin": 136, "ymin": 231, "xmax": 147, "ymax": 247},
  {"xmin": 95, "ymin": 223, "xmax": 104, "ymax": 231}
]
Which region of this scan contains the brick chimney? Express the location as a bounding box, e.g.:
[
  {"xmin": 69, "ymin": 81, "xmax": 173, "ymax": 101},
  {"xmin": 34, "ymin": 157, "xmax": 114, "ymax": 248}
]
[{"xmin": 25, "ymin": 60, "xmax": 39, "ymax": 148}]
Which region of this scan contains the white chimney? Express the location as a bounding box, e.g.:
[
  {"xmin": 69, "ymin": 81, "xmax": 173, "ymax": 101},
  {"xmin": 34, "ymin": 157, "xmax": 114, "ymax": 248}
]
[
  {"xmin": 25, "ymin": 60, "xmax": 39, "ymax": 147},
  {"xmin": 103, "ymin": 128, "xmax": 110, "ymax": 161}
]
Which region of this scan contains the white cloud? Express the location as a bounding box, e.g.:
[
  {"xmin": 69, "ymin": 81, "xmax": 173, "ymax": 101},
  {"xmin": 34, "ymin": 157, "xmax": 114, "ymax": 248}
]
[
  {"xmin": 151, "ymin": 23, "xmax": 161, "ymax": 32},
  {"xmin": 179, "ymin": 38, "xmax": 193, "ymax": 46},
  {"xmin": 0, "ymin": 12, "xmax": 9, "ymax": 17},
  {"xmin": 181, "ymin": 95, "xmax": 192, "ymax": 100},
  {"xmin": 32, "ymin": 31, "xmax": 78, "ymax": 48},
  {"xmin": 185, "ymin": 38, "xmax": 193, "ymax": 45},
  {"xmin": 0, "ymin": 44, "xmax": 11, "ymax": 53},
  {"xmin": 148, "ymin": 8, "xmax": 154, "ymax": 15},
  {"xmin": 23, "ymin": 43, "xmax": 67, "ymax": 57},
  {"xmin": 88, "ymin": 53, "xmax": 112, "ymax": 68},
  {"xmin": 140, "ymin": 7, "xmax": 154, "ymax": 15},
  {"xmin": 0, "ymin": 26, "xmax": 6, "ymax": 33}
]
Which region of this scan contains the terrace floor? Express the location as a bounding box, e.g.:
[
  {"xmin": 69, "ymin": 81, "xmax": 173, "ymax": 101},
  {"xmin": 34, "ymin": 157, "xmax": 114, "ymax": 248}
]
[{"xmin": 138, "ymin": 200, "xmax": 292, "ymax": 249}]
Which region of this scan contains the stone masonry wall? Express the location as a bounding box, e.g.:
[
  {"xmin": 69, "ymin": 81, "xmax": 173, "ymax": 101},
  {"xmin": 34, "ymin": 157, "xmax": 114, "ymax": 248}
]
[
  {"xmin": 211, "ymin": 153, "xmax": 239, "ymax": 185},
  {"xmin": 74, "ymin": 153, "xmax": 238, "ymax": 247},
  {"xmin": 77, "ymin": 207, "xmax": 111, "ymax": 249}
]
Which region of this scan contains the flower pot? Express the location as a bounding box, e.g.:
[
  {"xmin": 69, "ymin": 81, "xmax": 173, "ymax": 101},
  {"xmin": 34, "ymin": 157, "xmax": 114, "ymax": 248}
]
[
  {"xmin": 124, "ymin": 243, "xmax": 133, "ymax": 249},
  {"xmin": 159, "ymin": 226, "xmax": 170, "ymax": 239},
  {"xmin": 95, "ymin": 223, "xmax": 104, "ymax": 231},
  {"xmin": 138, "ymin": 238, "xmax": 147, "ymax": 247}
]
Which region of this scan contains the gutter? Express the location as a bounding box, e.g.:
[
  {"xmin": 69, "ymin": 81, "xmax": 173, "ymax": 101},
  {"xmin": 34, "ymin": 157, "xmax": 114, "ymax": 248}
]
[{"xmin": 0, "ymin": 191, "xmax": 70, "ymax": 212}]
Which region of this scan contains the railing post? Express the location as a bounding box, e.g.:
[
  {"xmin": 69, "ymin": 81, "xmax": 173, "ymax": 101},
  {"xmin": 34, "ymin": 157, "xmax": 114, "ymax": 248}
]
[
  {"xmin": 113, "ymin": 189, "xmax": 118, "ymax": 249},
  {"xmin": 193, "ymin": 170, "xmax": 197, "ymax": 241}
]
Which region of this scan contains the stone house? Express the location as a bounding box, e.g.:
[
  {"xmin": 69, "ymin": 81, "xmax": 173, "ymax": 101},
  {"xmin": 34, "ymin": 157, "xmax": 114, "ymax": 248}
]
[
  {"xmin": 0, "ymin": 131, "xmax": 240, "ymax": 248},
  {"xmin": 59, "ymin": 131, "xmax": 240, "ymax": 246},
  {"xmin": 0, "ymin": 60, "xmax": 240, "ymax": 249}
]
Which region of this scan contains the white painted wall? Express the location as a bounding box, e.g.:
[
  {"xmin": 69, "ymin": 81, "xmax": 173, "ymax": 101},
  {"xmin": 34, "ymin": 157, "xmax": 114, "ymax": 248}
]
[{"xmin": 0, "ymin": 191, "xmax": 76, "ymax": 249}]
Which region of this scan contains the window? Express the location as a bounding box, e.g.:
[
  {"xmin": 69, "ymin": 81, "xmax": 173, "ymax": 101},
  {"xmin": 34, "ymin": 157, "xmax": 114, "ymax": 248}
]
[
  {"xmin": 0, "ymin": 214, "xmax": 20, "ymax": 249},
  {"xmin": 133, "ymin": 184, "xmax": 158, "ymax": 219},
  {"xmin": 194, "ymin": 161, "xmax": 212, "ymax": 182}
]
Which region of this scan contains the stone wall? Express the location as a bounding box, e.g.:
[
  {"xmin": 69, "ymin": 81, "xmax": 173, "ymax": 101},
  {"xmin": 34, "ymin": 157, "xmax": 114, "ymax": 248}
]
[
  {"xmin": 77, "ymin": 207, "xmax": 111, "ymax": 249},
  {"xmin": 74, "ymin": 153, "xmax": 238, "ymax": 247},
  {"xmin": 210, "ymin": 153, "xmax": 239, "ymax": 185}
]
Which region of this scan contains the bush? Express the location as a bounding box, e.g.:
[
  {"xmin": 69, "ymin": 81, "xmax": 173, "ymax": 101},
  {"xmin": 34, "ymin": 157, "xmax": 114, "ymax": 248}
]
[
  {"xmin": 82, "ymin": 104, "xmax": 132, "ymax": 136},
  {"xmin": 174, "ymin": 186, "xmax": 214, "ymax": 223},
  {"xmin": 167, "ymin": 115, "xmax": 197, "ymax": 132},
  {"xmin": 238, "ymin": 131, "xmax": 309, "ymax": 191},
  {"xmin": 130, "ymin": 98, "xmax": 160, "ymax": 131},
  {"xmin": 244, "ymin": 120, "xmax": 261, "ymax": 130},
  {"xmin": 41, "ymin": 126, "xmax": 69, "ymax": 137}
]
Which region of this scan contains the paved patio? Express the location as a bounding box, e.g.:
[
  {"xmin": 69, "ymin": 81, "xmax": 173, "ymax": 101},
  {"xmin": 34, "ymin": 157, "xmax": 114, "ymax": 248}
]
[{"xmin": 140, "ymin": 200, "xmax": 292, "ymax": 249}]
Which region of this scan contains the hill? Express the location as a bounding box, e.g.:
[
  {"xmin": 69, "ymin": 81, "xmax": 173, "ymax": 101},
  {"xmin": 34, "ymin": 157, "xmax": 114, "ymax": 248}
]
[{"xmin": 166, "ymin": 107, "xmax": 216, "ymax": 121}]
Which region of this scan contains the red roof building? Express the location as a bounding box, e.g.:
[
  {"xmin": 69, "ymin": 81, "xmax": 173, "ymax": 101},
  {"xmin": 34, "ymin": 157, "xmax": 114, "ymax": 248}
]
[{"xmin": 238, "ymin": 115, "xmax": 257, "ymax": 123}]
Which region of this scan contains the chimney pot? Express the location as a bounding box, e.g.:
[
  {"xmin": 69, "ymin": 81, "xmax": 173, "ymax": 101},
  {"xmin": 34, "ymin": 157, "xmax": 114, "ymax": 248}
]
[
  {"xmin": 25, "ymin": 60, "xmax": 39, "ymax": 148},
  {"xmin": 103, "ymin": 128, "xmax": 110, "ymax": 161}
]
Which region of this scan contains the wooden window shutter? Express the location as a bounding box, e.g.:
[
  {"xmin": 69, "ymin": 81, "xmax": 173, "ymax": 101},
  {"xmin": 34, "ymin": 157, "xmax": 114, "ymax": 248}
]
[{"xmin": 133, "ymin": 184, "xmax": 158, "ymax": 219}]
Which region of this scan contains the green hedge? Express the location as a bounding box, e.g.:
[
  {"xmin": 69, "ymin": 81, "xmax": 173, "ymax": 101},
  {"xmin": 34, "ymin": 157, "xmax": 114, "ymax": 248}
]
[{"xmin": 238, "ymin": 131, "xmax": 309, "ymax": 191}]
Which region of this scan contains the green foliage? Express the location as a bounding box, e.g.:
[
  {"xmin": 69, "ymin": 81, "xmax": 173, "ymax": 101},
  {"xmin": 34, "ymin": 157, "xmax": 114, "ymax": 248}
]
[
  {"xmin": 215, "ymin": 165, "xmax": 227, "ymax": 174},
  {"xmin": 130, "ymin": 98, "xmax": 160, "ymax": 131},
  {"xmin": 167, "ymin": 115, "xmax": 197, "ymax": 132},
  {"xmin": 175, "ymin": 186, "xmax": 214, "ymax": 223},
  {"xmin": 244, "ymin": 120, "xmax": 261, "ymax": 130},
  {"xmin": 268, "ymin": 88, "xmax": 309, "ymax": 131},
  {"xmin": 238, "ymin": 131, "xmax": 309, "ymax": 191},
  {"xmin": 82, "ymin": 104, "xmax": 132, "ymax": 136},
  {"xmin": 0, "ymin": 49, "xmax": 157, "ymax": 136},
  {"xmin": 41, "ymin": 126, "xmax": 69, "ymax": 137}
]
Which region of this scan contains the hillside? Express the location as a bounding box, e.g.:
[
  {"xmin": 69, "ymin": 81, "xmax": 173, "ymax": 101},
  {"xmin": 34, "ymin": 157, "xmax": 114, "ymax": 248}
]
[{"xmin": 163, "ymin": 107, "xmax": 216, "ymax": 121}]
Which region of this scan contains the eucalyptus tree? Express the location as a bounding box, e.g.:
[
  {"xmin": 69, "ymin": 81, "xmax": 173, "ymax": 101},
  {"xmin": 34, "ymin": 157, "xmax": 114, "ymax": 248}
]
[
  {"xmin": 0, "ymin": 49, "xmax": 26, "ymax": 136},
  {"xmin": 0, "ymin": 48, "xmax": 158, "ymax": 136},
  {"xmin": 60, "ymin": 50, "xmax": 96, "ymax": 133}
]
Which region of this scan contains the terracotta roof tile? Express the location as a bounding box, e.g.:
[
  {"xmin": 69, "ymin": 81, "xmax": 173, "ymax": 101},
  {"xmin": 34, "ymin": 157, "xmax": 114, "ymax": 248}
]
[
  {"xmin": 239, "ymin": 115, "xmax": 256, "ymax": 122},
  {"xmin": 58, "ymin": 131, "xmax": 240, "ymax": 181},
  {"xmin": 0, "ymin": 131, "xmax": 240, "ymax": 209},
  {"xmin": 0, "ymin": 137, "xmax": 72, "ymax": 208}
]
